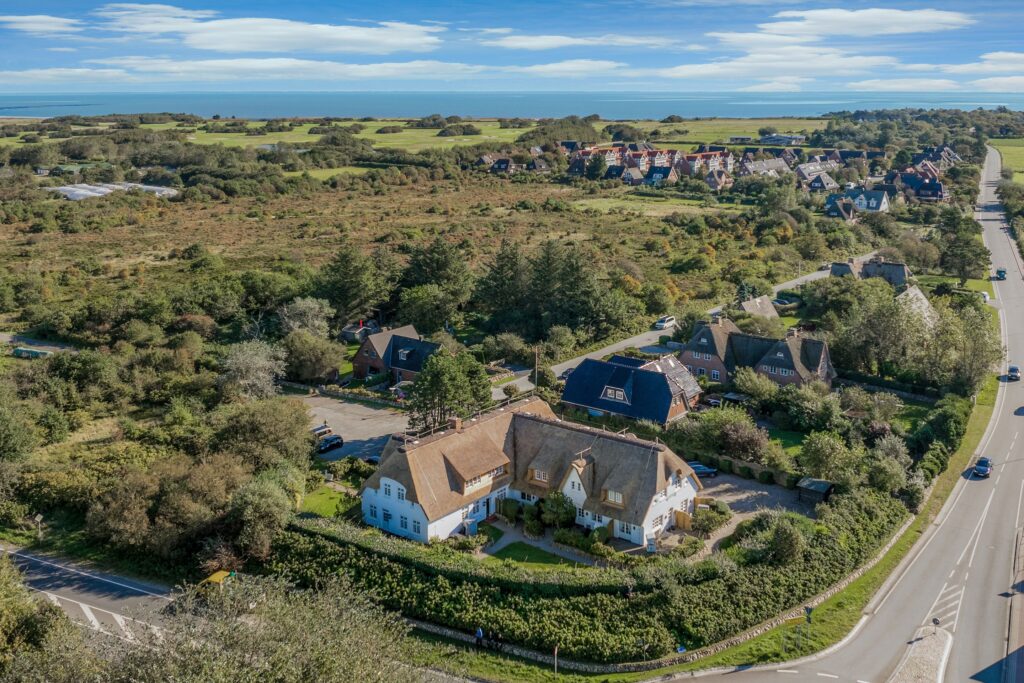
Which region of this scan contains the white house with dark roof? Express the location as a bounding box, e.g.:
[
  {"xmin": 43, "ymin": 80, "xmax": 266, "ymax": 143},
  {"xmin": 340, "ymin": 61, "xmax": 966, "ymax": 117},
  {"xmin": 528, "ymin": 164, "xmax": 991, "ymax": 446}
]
[{"xmin": 360, "ymin": 397, "xmax": 702, "ymax": 545}]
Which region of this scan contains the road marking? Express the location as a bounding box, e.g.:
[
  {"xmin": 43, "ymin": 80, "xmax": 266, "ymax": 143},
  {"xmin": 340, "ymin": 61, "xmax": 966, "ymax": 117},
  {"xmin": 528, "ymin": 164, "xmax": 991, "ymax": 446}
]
[
  {"xmin": 956, "ymin": 488, "xmax": 995, "ymax": 566},
  {"xmin": 952, "ymin": 573, "xmax": 968, "ymax": 633},
  {"xmin": 46, "ymin": 593, "xmax": 60, "ymax": 606},
  {"xmin": 112, "ymin": 614, "xmax": 134, "ymax": 640},
  {"xmin": 997, "ymin": 474, "xmax": 1002, "ymax": 486},
  {"xmin": 4, "ymin": 549, "xmax": 171, "ymax": 600},
  {"xmin": 79, "ymin": 603, "xmax": 103, "ymax": 631},
  {"xmin": 1016, "ymin": 479, "xmax": 1024, "ymax": 530},
  {"xmin": 816, "ymin": 674, "xmax": 839, "ymax": 679},
  {"xmin": 776, "ymin": 669, "xmax": 799, "ymax": 674}
]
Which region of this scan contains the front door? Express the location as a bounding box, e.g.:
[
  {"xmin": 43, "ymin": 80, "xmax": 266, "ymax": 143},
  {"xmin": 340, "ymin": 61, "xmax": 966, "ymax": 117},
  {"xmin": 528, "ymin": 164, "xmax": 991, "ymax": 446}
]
[{"xmin": 485, "ymin": 497, "xmax": 491, "ymax": 516}]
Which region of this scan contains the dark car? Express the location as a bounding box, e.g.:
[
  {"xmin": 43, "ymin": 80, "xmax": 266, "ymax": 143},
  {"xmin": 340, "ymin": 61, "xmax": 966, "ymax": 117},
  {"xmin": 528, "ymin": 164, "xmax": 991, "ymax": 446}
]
[
  {"xmin": 558, "ymin": 367, "xmax": 574, "ymax": 382},
  {"xmin": 973, "ymin": 457, "xmax": 993, "ymax": 478},
  {"xmin": 687, "ymin": 461, "xmax": 718, "ymax": 479},
  {"xmin": 1009, "ymin": 365, "xmax": 1021, "ymax": 381},
  {"xmin": 317, "ymin": 435, "xmax": 344, "ymax": 454}
]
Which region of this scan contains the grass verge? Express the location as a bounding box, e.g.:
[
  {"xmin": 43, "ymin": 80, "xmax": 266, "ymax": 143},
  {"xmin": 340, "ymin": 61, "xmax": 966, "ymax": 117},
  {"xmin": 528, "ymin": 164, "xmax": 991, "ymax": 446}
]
[
  {"xmin": 486, "ymin": 541, "xmax": 578, "ymax": 569},
  {"xmin": 409, "ymin": 374, "xmax": 999, "ymax": 682}
]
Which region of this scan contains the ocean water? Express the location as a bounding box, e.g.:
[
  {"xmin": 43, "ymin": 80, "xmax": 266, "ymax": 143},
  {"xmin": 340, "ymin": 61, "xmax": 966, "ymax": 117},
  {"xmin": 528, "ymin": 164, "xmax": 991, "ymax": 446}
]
[{"xmin": 1, "ymin": 91, "xmax": 1022, "ymax": 120}]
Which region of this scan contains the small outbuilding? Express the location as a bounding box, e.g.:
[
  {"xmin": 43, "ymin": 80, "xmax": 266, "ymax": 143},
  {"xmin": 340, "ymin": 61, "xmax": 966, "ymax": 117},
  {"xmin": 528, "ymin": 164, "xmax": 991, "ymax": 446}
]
[{"xmin": 796, "ymin": 477, "xmax": 835, "ymax": 504}]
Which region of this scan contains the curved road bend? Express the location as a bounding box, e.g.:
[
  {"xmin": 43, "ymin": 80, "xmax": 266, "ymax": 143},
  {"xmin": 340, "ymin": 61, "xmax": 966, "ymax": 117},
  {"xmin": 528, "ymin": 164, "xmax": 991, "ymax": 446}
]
[{"xmin": 679, "ymin": 148, "xmax": 1021, "ymax": 682}]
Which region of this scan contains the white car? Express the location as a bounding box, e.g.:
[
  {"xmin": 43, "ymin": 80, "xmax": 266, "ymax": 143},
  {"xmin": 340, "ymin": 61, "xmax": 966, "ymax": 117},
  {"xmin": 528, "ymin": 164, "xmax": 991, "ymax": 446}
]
[{"xmin": 654, "ymin": 315, "xmax": 677, "ymax": 330}]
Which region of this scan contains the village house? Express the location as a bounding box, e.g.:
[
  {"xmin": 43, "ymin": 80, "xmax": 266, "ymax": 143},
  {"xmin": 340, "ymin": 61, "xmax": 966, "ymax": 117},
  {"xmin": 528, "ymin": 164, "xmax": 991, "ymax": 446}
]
[
  {"xmin": 829, "ymin": 255, "xmax": 913, "ymax": 289},
  {"xmin": 681, "ymin": 316, "xmax": 836, "ymax": 387},
  {"xmin": 825, "ymin": 197, "xmax": 858, "ymax": 222},
  {"xmin": 705, "ymin": 168, "xmax": 734, "ymax": 192},
  {"xmin": 826, "ymin": 188, "xmax": 890, "ymax": 213},
  {"xmin": 759, "ymin": 133, "xmax": 806, "ymax": 146},
  {"xmin": 352, "ymin": 324, "xmax": 440, "ymax": 382},
  {"xmin": 808, "ymin": 172, "xmax": 839, "ymax": 192},
  {"xmin": 796, "ymin": 160, "xmax": 840, "ymax": 182},
  {"xmin": 644, "ymin": 165, "xmax": 678, "ymax": 186},
  {"xmin": 489, "ymin": 158, "xmax": 524, "ymax": 174},
  {"xmin": 561, "ymin": 355, "xmax": 702, "ymax": 426},
  {"xmin": 360, "ymin": 397, "xmax": 703, "ymax": 545},
  {"xmin": 739, "ymin": 294, "xmax": 779, "ymax": 319},
  {"xmin": 739, "ymin": 158, "xmax": 791, "ymax": 178}
]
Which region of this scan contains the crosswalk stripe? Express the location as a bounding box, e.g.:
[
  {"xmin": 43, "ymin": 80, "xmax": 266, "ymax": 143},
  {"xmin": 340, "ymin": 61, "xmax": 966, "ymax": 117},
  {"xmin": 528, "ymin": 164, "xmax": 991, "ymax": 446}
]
[
  {"xmin": 79, "ymin": 604, "xmax": 102, "ymax": 631},
  {"xmin": 112, "ymin": 614, "xmax": 135, "ymax": 640}
]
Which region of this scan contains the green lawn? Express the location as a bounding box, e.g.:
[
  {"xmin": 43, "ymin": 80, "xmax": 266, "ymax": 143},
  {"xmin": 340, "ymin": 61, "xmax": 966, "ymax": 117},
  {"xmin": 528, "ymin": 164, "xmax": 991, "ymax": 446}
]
[
  {"xmin": 992, "ymin": 138, "xmax": 1024, "ymax": 183},
  {"xmin": 916, "ymin": 274, "xmax": 995, "ymax": 298},
  {"xmin": 629, "ymin": 118, "xmax": 828, "ymax": 145},
  {"xmin": 767, "ymin": 428, "xmax": 805, "ymax": 457},
  {"xmin": 479, "ymin": 522, "xmax": 505, "ymax": 545},
  {"xmin": 300, "ymin": 486, "xmax": 360, "ymax": 518},
  {"xmin": 487, "ymin": 542, "xmax": 577, "ymax": 569},
  {"xmin": 892, "ymin": 399, "xmax": 932, "ymax": 433}
]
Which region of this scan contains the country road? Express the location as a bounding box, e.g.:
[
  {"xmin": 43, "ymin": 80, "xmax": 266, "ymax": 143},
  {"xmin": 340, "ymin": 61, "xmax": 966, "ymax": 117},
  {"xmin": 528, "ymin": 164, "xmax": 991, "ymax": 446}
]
[{"xmin": 670, "ymin": 147, "xmax": 1019, "ymax": 682}]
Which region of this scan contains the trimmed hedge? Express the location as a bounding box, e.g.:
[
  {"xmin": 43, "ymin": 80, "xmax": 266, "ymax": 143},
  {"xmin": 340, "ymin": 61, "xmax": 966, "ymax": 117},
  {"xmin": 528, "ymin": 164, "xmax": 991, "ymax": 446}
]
[{"xmin": 269, "ymin": 490, "xmax": 907, "ymax": 663}]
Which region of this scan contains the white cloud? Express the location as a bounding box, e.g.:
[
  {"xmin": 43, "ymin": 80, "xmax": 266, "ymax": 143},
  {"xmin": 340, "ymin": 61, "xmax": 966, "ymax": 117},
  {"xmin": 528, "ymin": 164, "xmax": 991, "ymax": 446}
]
[
  {"xmin": 483, "ymin": 33, "xmax": 674, "ymax": 50},
  {"xmin": 739, "ymin": 76, "xmax": 811, "ymax": 92},
  {"xmin": 0, "ymin": 14, "xmax": 83, "ymax": 34},
  {"xmin": 47, "ymin": 47, "xmax": 78, "ymax": 52},
  {"xmin": 661, "ymin": 45, "xmax": 897, "ymax": 79},
  {"xmin": 0, "ymin": 67, "xmax": 129, "ymax": 83},
  {"xmin": 944, "ymin": 51, "xmax": 1024, "ymax": 74},
  {"xmin": 503, "ymin": 59, "xmax": 626, "ymax": 77},
  {"xmin": 968, "ymin": 76, "xmax": 1024, "ymax": 92},
  {"xmin": 760, "ymin": 9, "xmax": 974, "ymax": 37},
  {"xmin": 89, "ymin": 56, "xmax": 483, "ymax": 80},
  {"xmin": 93, "ymin": 4, "xmax": 444, "ymax": 54},
  {"xmin": 846, "ymin": 78, "xmax": 961, "ymax": 92},
  {"xmin": 705, "ymin": 31, "xmax": 816, "ymax": 49}
]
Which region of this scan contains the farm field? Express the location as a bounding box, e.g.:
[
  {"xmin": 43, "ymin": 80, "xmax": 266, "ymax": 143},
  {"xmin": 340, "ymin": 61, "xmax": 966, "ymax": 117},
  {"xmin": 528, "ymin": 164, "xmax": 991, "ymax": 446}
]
[
  {"xmin": 631, "ymin": 117, "xmax": 828, "ymax": 145},
  {"xmin": 283, "ymin": 166, "xmax": 371, "ymax": 179},
  {"xmin": 992, "ymin": 138, "xmax": 1024, "ymax": 183}
]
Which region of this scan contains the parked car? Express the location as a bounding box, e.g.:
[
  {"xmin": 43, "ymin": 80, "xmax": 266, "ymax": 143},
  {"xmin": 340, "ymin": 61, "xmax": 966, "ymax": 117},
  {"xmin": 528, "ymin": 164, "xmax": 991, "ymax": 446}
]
[
  {"xmin": 317, "ymin": 435, "xmax": 344, "ymax": 453},
  {"xmin": 364, "ymin": 454, "xmax": 381, "ymax": 465},
  {"xmin": 973, "ymin": 457, "xmax": 993, "ymax": 478},
  {"xmin": 687, "ymin": 461, "xmax": 718, "ymax": 479},
  {"xmin": 1008, "ymin": 365, "xmax": 1020, "ymax": 381},
  {"xmin": 705, "ymin": 396, "xmax": 722, "ymax": 407},
  {"xmin": 771, "ymin": 298, "xmax": 790, "ymax": 306},
  {"xmin": 311, "ymin": 424, "xmax": 333, "ymax": 439},
  {"xmin": 558, "ymin": 367, "xmax": 574, "ymax": 381},
  {"xmin": 654, "ymin": 315, "xmax": 677, "ymax": 330},
  {"xmin": 819, "ymin": 262, "xmax": 831, "ymax": 271}
]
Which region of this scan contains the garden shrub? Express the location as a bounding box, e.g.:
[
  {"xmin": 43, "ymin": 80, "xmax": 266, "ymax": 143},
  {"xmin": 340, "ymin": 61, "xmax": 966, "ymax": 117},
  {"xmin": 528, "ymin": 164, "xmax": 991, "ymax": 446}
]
[
  {"xmin": 738, "ymin": 465, "xmax": 754, "ymax": 479},
  {"xmin": 784, "ymin": 473, "xmax": 800, "ymax": 489},
  {"xmin": 718, "ymin": 458, "xmax": 733, "ymax": 474},
  {"xmin": 757, "ymin": 470, "xmax": 776, "ymax": 485},
  {"xmin": 671, "ymin": 535, "xmax": 704, "ymax": 559},
  {"xmin": 499, "ymin": 498, "xmax": 521, "ymax": 523},
  {"xmin": 524, "ymin": 518, "xmax": 545, "ymax": 538}
]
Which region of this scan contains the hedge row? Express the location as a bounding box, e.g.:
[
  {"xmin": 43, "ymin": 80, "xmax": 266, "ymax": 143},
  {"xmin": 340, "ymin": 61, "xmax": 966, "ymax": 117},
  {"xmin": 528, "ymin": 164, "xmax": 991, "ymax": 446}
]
[{"xmin": 268, "ymin": 490, "xmax": 906, "ymax": 663}]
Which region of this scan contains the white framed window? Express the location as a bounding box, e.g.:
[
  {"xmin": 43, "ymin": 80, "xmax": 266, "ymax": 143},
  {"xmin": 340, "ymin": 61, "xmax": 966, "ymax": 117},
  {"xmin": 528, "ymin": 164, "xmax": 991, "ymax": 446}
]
[
  {"xmin": 369, "ymin": 505, "xmax": 377, "ymax": 519},
  {"xmin": 383, "ymin": 483, "xmax": 392, "ymax": 497},
  {"xmin": 698, "ymin": 367, "xmax": 706, "ymax": 376},
  {"xmin": 533, "ymin": 469, "xmax": 549, "ymax": 483},
  {"xmin": 400, "ymin": 516, "xmax": 408, "ymax": 530},
  {"xmin": 594, "ymin": 514, "xmax": 603, "ymax": 523},
  {"xmin": 606, "ymin": 490, "xmax": 623, "ymax": 505},
  {"xmin": 652, "ymin": 514, "xmax": 665, "ymax": 528},
  {"xmin": 383, "ymin": 510, "xmax": 392, "ymax": 523},
  {"xmin": 577, "ymin": 507, "xmax": 585, "ymax": 517},
  {"xmin": 699, "ymin": 338, "xmax": 708, "ymax": 345},
  {"xmin": 397, "ymin": 488, "xmax": 405, "ymax": 501},
  {"xmin": 413, "ymin": 520, "xmax": 421, "ymax": 534},
  {"xmin": 711, "ymin": 370, "xmax": 720, "ymax": 381}
]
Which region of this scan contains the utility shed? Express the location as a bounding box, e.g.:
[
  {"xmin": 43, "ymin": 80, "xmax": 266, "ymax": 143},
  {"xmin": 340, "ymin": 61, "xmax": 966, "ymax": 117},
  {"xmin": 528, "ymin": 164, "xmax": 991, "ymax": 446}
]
[{"xmin": 796, "ymin": 477, "xmax": 835, "ymax": 504}]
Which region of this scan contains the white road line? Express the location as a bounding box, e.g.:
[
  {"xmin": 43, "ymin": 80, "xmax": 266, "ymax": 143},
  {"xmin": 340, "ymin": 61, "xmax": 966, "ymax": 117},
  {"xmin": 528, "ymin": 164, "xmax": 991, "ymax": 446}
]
[
  {"xmin": 4, "ymin": 549, "xmax": 171, "ymax": 600},
  {"xmin": 79, "ymin": 603, "xmax": 102, "ymax": 631},
  {"xmin": 956, "ymin": 488, "xmax": 995, "ymax": 566},
  {"xmin": 112, "ymin": 614, "xmax": 135, "ymax": 640},
  {"xmin": 1016, "ymin": 479, "xmax": 1024, "ymax": 530},
  {"xmin": 776, "ymin": 669, "xmax": 799, "ymax": 674},
  {"xmin": 816, "ymin": 674, "xmax": 839, "ymax": 679},
  {"xmin": 952, "ymin": 573, "xmax": 968, "ymax": 633},
  {"xmin": 996, "ymin": 474, "xmax": 1002, "ymax": 486},
  {"xmin": 948, "ymin": 569, "xmax": 955, "ymax": 579},
  {"xmin": 857, "ymin": 680, "xmax": 872, "ymax": 683},
  {"xmin": 46, "ymin": 593, "xmax": 60, "ymax": 606}
]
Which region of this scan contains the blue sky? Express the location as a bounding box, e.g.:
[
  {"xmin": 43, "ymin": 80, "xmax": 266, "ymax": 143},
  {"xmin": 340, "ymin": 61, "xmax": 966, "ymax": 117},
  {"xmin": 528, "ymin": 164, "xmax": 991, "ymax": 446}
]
[{"xmin": 0, "ymin": 1, "xmax": 1022, "ymax": 92}]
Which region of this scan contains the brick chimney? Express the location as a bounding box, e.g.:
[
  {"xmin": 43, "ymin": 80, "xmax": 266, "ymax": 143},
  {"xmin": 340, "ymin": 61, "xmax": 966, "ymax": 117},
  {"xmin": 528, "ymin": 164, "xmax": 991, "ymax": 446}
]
[{"xmin": 448, "ymin": 416, "xmax": 463, "ymax": 432}]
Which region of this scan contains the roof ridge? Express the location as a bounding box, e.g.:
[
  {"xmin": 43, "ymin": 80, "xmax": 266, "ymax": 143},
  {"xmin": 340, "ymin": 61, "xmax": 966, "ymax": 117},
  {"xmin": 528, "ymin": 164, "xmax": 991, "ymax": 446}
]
[{"xmin": 515, "ymin": 412, "xmax": 667, "ymax": 450}]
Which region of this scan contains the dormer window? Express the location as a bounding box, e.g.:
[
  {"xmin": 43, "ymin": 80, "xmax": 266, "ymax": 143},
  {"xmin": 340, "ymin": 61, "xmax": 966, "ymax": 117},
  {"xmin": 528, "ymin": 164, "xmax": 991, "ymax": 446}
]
[
  {"xmin": 533, "ymin": 469, "xmax": 549, "ymax": 484},
  {"xmin": 699, "ymin": 338, "xmax": 708, "ymax": 344},
  {"xmin": 776, "ymin": 351, "xmax": 784, "ymax": 358},
  {"xmin": 603, "ymin": 387, "xmax": 626, "ymax": 402},
  {"xmin": 398, "ymin": 349, "xmax": 410, "ymax": 361},
  {"xmin": 605, "ymin": 489, "xmax": 623, "ymax": 505}
]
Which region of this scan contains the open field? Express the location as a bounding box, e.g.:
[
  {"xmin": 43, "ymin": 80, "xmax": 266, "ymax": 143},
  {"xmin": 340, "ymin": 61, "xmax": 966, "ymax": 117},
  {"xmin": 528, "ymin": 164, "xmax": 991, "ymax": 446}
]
[
  {"xmin": 992, "ymin": 138, "xmax": 1024, "ymax": 183},
  {"xmin": 4, "ymin": 117, "xmax": 828, "ymax": 152},
  {"xmin": 283, "ymin": 166, "xmax": 370, "ymax": 180},
  {"xmin": 574, "ymin": 194, "xmax": 743, "ymax": 217}
]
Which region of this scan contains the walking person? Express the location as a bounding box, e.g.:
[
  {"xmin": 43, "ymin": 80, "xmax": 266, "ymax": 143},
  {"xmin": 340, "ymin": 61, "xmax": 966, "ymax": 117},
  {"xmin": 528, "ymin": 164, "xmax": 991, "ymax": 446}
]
[{"xmin": 474, "ymin": 626, "xmax": 484, "ymax": 650}]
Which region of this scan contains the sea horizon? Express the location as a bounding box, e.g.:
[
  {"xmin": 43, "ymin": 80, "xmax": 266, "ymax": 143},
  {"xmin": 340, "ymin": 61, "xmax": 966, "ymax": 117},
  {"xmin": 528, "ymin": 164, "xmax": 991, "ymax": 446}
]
[{"xmin": 1, "ymin": 91, "xmax": 1022, "ymax": 120}]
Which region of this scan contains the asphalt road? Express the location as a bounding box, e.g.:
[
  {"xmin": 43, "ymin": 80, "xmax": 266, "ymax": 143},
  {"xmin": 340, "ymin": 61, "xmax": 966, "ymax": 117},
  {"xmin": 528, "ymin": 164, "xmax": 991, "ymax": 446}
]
[
  {"xmin": 678, "ymin": 147, "xmax": 1020, "ymax": 682},
  {"xmin": 3, "ymin": 546, "xmax": 170, "ymax": 641}
]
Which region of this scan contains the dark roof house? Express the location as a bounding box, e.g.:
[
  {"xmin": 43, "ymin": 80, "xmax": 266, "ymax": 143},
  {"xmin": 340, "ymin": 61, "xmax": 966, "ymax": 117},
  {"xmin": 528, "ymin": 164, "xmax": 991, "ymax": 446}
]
[
  {"xmin": 561, "ymin": 355, "xmax": 701, "ymax": 425},
  {"xmin": 829, "ymin": 256, "xmax": 912, "ymax": 289}
]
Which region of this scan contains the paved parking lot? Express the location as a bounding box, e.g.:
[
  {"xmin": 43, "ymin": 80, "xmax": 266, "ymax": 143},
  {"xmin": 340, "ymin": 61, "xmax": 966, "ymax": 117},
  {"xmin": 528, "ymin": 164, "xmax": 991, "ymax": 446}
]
[{"xmin": 300, "ymin": 395, "xmax": 409, "ymax": 460}]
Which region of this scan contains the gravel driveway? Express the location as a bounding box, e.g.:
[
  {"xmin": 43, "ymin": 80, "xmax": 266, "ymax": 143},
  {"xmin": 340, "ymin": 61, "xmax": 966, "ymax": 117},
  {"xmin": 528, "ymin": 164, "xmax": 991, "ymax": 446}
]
[{"xmin": 300, "ymin": 395, "xmax": 409, "ymax": 461}]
